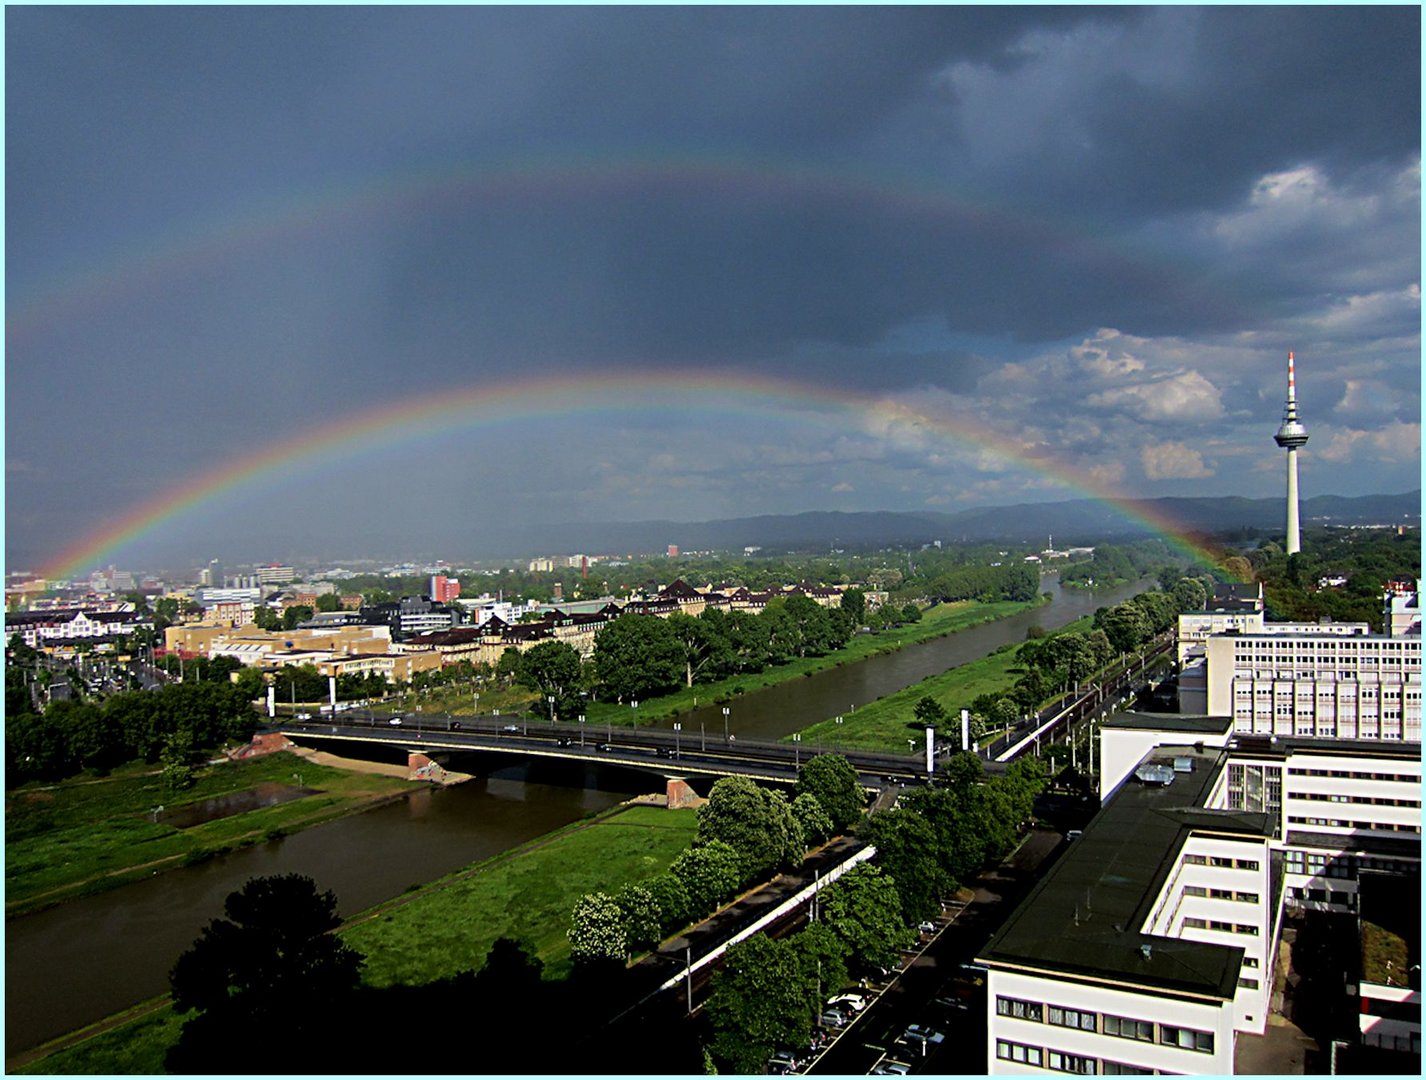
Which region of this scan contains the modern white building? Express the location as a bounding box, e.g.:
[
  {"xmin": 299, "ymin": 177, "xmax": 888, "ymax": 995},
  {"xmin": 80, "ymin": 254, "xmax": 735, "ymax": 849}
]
[
  {"xmin": 986, "ymin": 720, "xmax": 1420, "ymax": 1074},
  {"xmin": 1204, "ymin": 632, "xmax": 1420, "ymax": 743}
]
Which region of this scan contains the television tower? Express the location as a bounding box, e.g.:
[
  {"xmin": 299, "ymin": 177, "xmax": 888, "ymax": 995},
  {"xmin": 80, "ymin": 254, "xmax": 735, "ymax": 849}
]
[{"xmin": 1273, "ymin": 352, "xmax": 1309, "ymax": 554}]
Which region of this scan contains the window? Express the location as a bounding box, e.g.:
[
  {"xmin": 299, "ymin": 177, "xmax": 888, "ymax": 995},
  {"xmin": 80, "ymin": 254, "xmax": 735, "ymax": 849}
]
[
  {"xmin": 1047, "ymin": 1005, "xmax": 1097, "ymax": 1031},
  {"xmin": 996, "ymin": 996, "xmax": 1043, "ymax": 1022},
  {"xmin": 996, "ymin": 1040, "xmax": 1043, "ymax": 1066},
  {"xmin": 1239, "ymin": 977, "xmax": 1260, "ymax": 990},
  {"xmin": 1047, "ymin": 1050, "xmax": 1095, "ymax": 1074},
  {"xmin": 1101, "ymin": 1064, "xmax": 1153, "ymax": 1076},
  {"xmin": 1103, "ymin": 1015, "xmax": 1154, "ymax": 1042},
  {"xmin": 1160, "ymin": 1025, "xmax": 1214, "ymax": 1053}
]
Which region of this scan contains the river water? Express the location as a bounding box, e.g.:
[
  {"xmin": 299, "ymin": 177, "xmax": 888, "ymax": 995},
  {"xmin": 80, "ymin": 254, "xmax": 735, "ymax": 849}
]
[
  {"xmin": 5, "ymin": 575, "xmax": 1144, "ymax": 1057},
  {"xmin": 669, "ymin": 575, "xmax": 1147, "ymax": 740}
]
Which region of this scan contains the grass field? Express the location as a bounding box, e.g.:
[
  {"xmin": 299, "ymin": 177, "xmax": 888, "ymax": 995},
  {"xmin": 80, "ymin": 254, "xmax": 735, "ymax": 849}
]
[
  {"xmin": 14, "ymin": 1002, "xmax": 181, "ymax": 1076},
  {"xmin": 343, "ymin": 802, "xmax": 700, "ymax": 985},
  {"xmin": 4, "ymin": 752, "xmax": 411, "ymax": 916},
  {"xmin": 577, "ymin": 596, "xmax": 1046, "ymax": 729},
  {"xmin": 797, "ymin": 614, "xmax": 1094, "ymax": 753}
]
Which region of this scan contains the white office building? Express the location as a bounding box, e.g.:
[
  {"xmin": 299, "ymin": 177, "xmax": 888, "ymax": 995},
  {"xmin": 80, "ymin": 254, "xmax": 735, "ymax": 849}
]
[{"xmin": 984, "ymin": 719, "xmax": 1419, "ymax": 1074}]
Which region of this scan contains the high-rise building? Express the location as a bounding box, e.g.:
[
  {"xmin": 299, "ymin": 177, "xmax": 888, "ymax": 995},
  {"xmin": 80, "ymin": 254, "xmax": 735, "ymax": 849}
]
[
  {"xmin": 429, "ymin": 575, "xmax": 461, "ymax": 603},
  {"xmin": 1273, "ymin": 352, "xmax": 1310, "ymax": 555}
]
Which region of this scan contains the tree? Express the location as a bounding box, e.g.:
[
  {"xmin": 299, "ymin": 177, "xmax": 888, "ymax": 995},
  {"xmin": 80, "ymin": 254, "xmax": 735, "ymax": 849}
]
[
  {"xmin": 615, "ymin": 883, "xmax": 663, "ymax": 953},
  {"xmin": 790, "ymin": 921, "xmax": 851, "ymax": 1008},
  {"xmin": 705, "ymin": 935, "xmax": 814, "ymax": 1074},
  {"xmin": 912, "ymin": 695, "xmax": 947, "ymax": 731},
  {"xmin": 568, "ymin": 892, "xmax": 628, "ymax": 964},
  {"xmin": 670, "ymin": 840, "xmax": 743, "ymax": 916},
  {"xmin": 494, "ymin": 646, "xmax": 522, "ymax": 685},
  {"xmin": 161, "ymin": 729, "xmax": 197, "ymax": 793},
  {"xmin": 281, "ymin": 605, "xmax": 314, "ymax": 631},
  {"xmin": 667, "ymin": 611, "xmax": 731, "ymax": 688},
  {"xmin": 793, "ymin": 754, "xmax": 866, "ymax": 832},
  {"xmin": 253, "ymin": 605, "xmax": 282, "ymax": 631},
  {"xmin": 515, "ymin": 640, "xmax": 583, "ymax": 719},
  {"xmin": 167, "ymin": 875, "xmax": 363, "ymax": 1071},
  {"xmin": 819, "ymin": 863, "xmax": 913, "ymax": 972},
  {"xmin": 593, "ymin": 614, "xmax": 683, "ymax": 702},
  {"xmin": 840, "ymin": 588, "xmax": 867, "ymax": 625},
  {"xmin": 790, "ymin": 792, "xmax": 835, "ymax": 848},
  {"xmin": 316, "ymin": 593, "xmax": 342, "ymax": 613},
  {"xmin": 643, "ymin": 872, "xmax": 693, "ymax": 934},
  {"xmin": 863, "ymin": 810, "xmax": 952, "ymax": 923},
  {"xmin": 901, "ymin": 603, "xmax": 922, "ymax": 623},
  {"xmin": 695, "ymin": 776, "xmax": 803, "ymax": 884}
]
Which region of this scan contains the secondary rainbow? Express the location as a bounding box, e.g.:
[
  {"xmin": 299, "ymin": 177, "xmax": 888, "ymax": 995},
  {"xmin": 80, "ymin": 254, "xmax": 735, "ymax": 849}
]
[{"xmin": 41, "ymin": 369, "xmax": 1230, "ymax": 582}]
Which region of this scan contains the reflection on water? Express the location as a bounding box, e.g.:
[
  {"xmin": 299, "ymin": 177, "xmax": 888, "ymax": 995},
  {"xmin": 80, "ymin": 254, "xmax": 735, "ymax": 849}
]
[
  {"xmin": 5, "ymin": 761, "xmax": 639, "ymax": 1056},
  {"xmin": 159, "ymin": 782, "xmax": 312, "ymax": 828}
]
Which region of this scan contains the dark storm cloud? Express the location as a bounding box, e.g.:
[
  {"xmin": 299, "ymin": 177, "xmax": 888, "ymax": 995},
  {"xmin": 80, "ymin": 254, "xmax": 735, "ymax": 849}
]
[{"xmin": 5, "ymin": 6, "xmax": 1419, "ymax": 568}]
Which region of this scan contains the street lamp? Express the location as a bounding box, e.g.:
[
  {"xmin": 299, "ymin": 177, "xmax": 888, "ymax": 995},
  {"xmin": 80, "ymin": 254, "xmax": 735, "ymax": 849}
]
[
  {"xmin": 722, "ymin": 706, "xmax": 730, "ymax": 743},
  {"xmin": 674, "ymin": 722, "xmax": 682, "ymax": 759},
  {"xmin": 700, "ymin": 719, "xmax": 706, "ymax": 751},
  {"xmin": 834, "ymin": 715, "xmax": 843, "ymax": 749},
  {"xmin": 548, "ymin": 695, "xmax": 556, "ymax": 726},
  {"xmin": 793, "ymin": 732, "xmax": 802, "ymax": 768},
  {"xmin": 579, "ymin": 714, "xmax": 586, "ymax": 747}
]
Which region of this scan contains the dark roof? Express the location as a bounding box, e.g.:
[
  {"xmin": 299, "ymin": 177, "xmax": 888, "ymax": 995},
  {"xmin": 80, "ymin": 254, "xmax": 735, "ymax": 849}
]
[
  {"xmin": 659, "ymin": 579, "xmax": 702, "ymax": 600},
  {"xmin": 1285, "ymin": 831, "xmax": 1423, "ymax": 860},
  {"xmin": 981, "ymin": 745, "xmax": 1249, "ymax": 1000},
  {"xmin": 1101, "ymin": 712, "xmax": 1233, "ymax": 735},
  {"xmin": 1226, "ymin": 735, "xmax": 1424, "ymax": 762}
]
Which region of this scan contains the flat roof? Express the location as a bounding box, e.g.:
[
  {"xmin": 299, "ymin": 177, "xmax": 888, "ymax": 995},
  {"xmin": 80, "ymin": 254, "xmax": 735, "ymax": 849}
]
[
  {"xmin": 1227, "ymin": 736, "xmax": 1423, "ymax": 762},
  {"xmin": 1101, "ymin": 712, "xmax": 1232, "ymax": 735},
  {"xmin": 981, "ymin": 745, "xmax": 1253, "ymax": 1001},
  {"xmin": 1285, "ymin": 831, "xmax": 1423, "ymax": 861}
]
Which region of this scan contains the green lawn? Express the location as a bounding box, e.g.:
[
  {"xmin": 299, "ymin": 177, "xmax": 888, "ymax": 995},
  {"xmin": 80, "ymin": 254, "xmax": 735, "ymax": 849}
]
[
  {"xmin": 14, "ymin": 1002, "xmax": 181, "ymax": 1077},
  {"xmin": 4, "ymin": 752, "xmax": 411, "ymax": 915},
  {"xmin": 579, "ymin": 596, "xmax": 1046, "ymax": 729},
  {"xmin": 343, "ymin": 803, "xmax": 700, "ymax": 985},
  {"xmin": 798, "ymin": 614, "xmax": 1094, "ymax": 753}
]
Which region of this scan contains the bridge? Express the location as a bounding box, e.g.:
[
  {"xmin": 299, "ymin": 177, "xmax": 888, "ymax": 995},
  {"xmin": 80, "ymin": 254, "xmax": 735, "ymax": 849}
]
[{"xmin": 274, "ymin": 712, "xmax": 940, "ymax": 789}]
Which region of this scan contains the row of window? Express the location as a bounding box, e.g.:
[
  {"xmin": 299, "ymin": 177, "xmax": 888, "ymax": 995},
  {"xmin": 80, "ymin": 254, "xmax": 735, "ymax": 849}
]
[
  {"xmin": 1284, "ymin": 851, "xmax": 1416, "ymax": 877},
  {"xmin": 1182, "ymin": 917, "xmax": 1259, "ymax": 936},
  {"xmin": 1182, "ymin": 854, "xmax": 1260, "ymax": 871},
  {"xmin": 1294, "ymin": 792, "xmax": 1420, "ymax": 808},
  {"xmin": 995, "ymin": 1041, "xmax": 1172, "ymax": 1075},
  {"xmin": 1288, "ymin": 767, "xmax": 1419, "ymax": 783},
  {"xmin": 1287, "ymin": 816, "xmax": 1421, "ymax": 833},
  {"xmin": 1182, "ymin": 886, "xmax": 1260, "ymax": 903},
  {"xmin": 996, "ymin": 999, "xmax": 1215, "ymax": 1054}
]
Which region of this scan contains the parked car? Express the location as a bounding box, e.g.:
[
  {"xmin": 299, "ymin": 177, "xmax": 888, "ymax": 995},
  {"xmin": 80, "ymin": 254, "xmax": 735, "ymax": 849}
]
[
  {"xmin": 767, "ymin": 1049, "xmax": 799, "ymax": 1074},
  {"xmin": 901, "ymin": 1024, "xmax": 944, "ymax": 1046},
  {"xmin": 818, "ymin": 1008, "xmax": 848, "ymax": 1028},
  {"xmin": 917, "ymin": 920, "xmax": 937, "ymax": 934},
  {"xmin": 871, "ymin": 1060, "xmax": 910, "ymax": 1075},
  {"xmin": 826, "ymin": 992, "xmax": 868, "ymax": 1013}
]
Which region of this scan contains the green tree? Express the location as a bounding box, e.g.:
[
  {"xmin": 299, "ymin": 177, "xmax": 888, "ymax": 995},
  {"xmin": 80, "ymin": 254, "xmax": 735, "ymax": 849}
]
[
  {"xmin": 790, "ymin": 792, "xmax": 835, "ymax": 848},
  {"xmin": 568, "ymin": 892, "xmax": 628, "ymax": 964},
  {"xmin": 167, "ymin": 875, "xmax": 364, "ymax": 1072},
  {"xmin": 615, "ymin": 883, "xmax": 663, "ymax": 953},
  {"xmin": 819, "ymin": 863, "xmax": 913, "ymax": 972},
  {"xmin": 667, "ymin": 611, "xmax": 731, "ymax": 688},
  {"xmin": 840, "ymin": 588, "xmax": 867, "ymax": 625},
  {"xmin": 790, "ymin": 921, "xmax": 852, "ymax": 1007},
  {"xmin": 794, "ymin": 754, "xmax": 866, "ymax": 832},
  {"xmin": 643, "ymin": 873, "xmax": 693, "ymax": 934},
  {"xmin": 316, "ymin": 593, "xmax": 342, "ymax": 613},
  {"xmin": 515, "ymin": 640, "xmax": 584, "ymax": 719},
  {"xmin": 281, "ymin": 605, "xmax": 314, "ymax": 631},
  {"xmin": 912, "ymin": 695, "xmax": 947, "ymax": 731},
  {"xmin": 670, "ymin": 840, "xmax": 743, "ymax": 916},
  {"xmin": 593, "ymin": 614, "xmax": 683, "ymax": 702},
  {"xmin": 863, "ymin": 810, "xmax": 952, "ymax": 923},
  {"xmin": 705, "ymin": 935, "xmax": 814, "ymax": 1074},
  {"xmin": 253, "ymin": 606, "xmax": 282, "ymax": 631},
  {"xmin": 901, "ymin": 602, "xmax": 922, "ymax": 623},
  {"xmin": 695, "ymin": 776, "xmax": 803, "ymax": 884},
  {"xmin": 161, "ymin": 729, "xmax": 197, "ymax": 793}
]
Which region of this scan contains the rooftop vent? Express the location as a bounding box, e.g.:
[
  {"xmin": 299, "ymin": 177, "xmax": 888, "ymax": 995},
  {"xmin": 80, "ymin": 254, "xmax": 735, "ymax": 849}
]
[
  {"xmin": 1172, "ymin": 756, "xmax": 1194, "ymax": 773},
  {"xmin": 1135, "ymin": 763, "xmax": 1175, "ymax": 786}
]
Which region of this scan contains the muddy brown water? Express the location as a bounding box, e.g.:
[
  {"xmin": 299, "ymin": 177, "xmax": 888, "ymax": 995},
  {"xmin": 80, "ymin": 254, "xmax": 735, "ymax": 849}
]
[{"xmin": 5, "ymin": 576, "xmax": 1146, "ymax": 1057}]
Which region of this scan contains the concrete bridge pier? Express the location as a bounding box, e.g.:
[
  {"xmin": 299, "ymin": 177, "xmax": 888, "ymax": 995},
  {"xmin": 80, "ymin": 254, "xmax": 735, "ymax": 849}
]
[
  {"xmin": 407, "ymin": 751, "xmax": 448, "ymax": 783},
  {"xmin": 665, "ymin": 776, "xmax": 700, "ymax": 809}
]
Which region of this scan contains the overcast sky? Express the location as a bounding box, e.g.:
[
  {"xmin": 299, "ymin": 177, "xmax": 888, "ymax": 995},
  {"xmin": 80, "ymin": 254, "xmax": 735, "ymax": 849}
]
[{"xmin": 6, "ymin": 6, "xmax": 1420, "ymax": 572}]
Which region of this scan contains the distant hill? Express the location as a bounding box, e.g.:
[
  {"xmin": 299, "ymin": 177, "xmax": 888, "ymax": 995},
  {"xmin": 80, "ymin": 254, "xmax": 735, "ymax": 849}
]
[{"xmin": 467, "ymin": 490, "xmax": 1419, "ymax": 558}]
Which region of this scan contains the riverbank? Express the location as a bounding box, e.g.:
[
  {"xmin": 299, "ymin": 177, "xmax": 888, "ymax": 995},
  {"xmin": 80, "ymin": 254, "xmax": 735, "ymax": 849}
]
[
  {"xmin": 18, "ymin": 800, "xmax": 701, "ymax": 1075},
  {"xmin": 582, "ymin": 595, "xmax": 1048, "ymax": 728},
  {"xmin": 4, "ymin": 751, "xmax": 413, "ymax": 918},
  {"xmin": 798, "ymin": 614, "xmax": 1094, "ymax": 752}
]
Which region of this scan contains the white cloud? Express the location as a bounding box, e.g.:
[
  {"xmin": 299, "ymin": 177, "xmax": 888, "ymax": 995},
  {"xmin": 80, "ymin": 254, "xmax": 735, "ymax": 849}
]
[
  {"xmin": 1088, "ymin": 369, "xmax": 1224, "ymax": 421},
  {"xmin": 1141, "ymin": 441, "xmax": 1215, "ymax": 480},
  {"xmin": 830, "ymin": 481, "xmax": 854, "ymax": 493}
]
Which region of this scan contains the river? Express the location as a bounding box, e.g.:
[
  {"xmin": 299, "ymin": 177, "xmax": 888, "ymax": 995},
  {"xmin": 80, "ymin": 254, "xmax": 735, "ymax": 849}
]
[{"xmin": 5, "ymin": 575, "xmax": 1146, "ymax": 1058}]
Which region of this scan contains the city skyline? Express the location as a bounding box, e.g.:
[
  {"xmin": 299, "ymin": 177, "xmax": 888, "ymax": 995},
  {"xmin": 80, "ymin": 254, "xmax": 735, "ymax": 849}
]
[{"xmin": 7, "ymin": 7, "xmax": 1420, "ymax": 572}]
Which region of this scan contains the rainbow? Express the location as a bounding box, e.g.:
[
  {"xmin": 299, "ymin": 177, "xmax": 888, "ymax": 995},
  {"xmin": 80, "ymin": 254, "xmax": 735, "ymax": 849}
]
[
  {"xmin": 6, "ymin": 153, "xmax": 1247, "ymax": 342},
  {"xmin": 40, "ymin": 369, "xmax": 1232, "ymax": 581}
]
